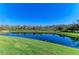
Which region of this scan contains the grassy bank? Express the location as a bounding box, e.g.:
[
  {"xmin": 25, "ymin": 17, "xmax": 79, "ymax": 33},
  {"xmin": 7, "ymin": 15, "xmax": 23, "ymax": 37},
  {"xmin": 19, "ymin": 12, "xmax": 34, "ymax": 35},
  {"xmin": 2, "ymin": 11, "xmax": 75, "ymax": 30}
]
[
  {"xmin": 0, "ymin": 35, "xmax": 79, "ymax": 55},
  {"xmin": 10, "ymin": 30, "xmax": 55, "ymax": 34},
  {"xmin": 52, "ymin": 32, "xmax": 79, "ymax": 40}
]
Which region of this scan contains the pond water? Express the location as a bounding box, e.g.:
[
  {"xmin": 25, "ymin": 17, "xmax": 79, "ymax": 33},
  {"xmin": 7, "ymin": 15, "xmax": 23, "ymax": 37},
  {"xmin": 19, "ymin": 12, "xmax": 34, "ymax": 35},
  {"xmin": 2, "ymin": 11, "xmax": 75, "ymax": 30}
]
[{"xmin": 2, "ymin": 33, "xmax": 79, "ymax": 48}]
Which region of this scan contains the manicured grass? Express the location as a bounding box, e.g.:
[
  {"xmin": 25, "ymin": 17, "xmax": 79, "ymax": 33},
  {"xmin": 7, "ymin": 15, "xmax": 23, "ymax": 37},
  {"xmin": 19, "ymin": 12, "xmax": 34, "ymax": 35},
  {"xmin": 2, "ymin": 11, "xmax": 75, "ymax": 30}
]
[
  {"xmin": 0, "ymin": 36, "xmax": 79, "ymax": 55},
  {"xmin": 53, "ymin": 32, "xmax": 79, "ymax": 40},
  {"xmin": 10, "ymin": 30, "xmax": 55, "ymax": 34}
]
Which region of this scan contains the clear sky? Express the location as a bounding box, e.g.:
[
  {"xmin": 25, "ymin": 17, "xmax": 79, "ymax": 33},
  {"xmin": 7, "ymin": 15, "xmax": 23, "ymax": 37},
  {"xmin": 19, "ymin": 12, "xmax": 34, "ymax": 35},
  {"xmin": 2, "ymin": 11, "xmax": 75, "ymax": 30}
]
[{"xmin": 0, "ymin": 3, "xmax": 79, "ymax": 25}]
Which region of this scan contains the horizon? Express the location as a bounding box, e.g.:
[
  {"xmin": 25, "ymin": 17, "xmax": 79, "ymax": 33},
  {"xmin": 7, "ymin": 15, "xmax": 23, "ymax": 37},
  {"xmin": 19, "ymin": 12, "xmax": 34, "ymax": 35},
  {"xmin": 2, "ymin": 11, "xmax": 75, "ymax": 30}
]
[{"xmin": 0, "ymin": 3, "xmax": 79, "ymax": 25}]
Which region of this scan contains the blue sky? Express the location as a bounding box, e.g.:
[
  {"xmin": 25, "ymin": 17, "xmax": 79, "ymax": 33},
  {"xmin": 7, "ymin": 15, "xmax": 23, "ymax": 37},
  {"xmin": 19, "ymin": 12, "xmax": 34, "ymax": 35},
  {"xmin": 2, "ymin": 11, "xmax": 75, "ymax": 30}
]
[{"xmin": 0, "ymin": 3, "xmax": 79, "ymax": 25}]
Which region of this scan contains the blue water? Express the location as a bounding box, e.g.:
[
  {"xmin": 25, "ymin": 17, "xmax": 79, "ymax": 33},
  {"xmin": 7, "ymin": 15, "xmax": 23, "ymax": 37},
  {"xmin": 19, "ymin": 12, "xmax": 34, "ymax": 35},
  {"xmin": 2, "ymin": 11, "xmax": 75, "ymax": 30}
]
[{"xmin": 2, "ymin": 33, "xmax": 79, "ymax": 48}]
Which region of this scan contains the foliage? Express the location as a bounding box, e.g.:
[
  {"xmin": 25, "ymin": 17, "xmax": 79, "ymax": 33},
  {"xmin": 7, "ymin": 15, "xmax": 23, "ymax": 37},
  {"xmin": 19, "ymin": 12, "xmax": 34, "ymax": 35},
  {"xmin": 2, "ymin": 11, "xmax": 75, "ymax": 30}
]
[{"xmin": 0, "ymin": 20, "xmax": 79, "ymax": 33}]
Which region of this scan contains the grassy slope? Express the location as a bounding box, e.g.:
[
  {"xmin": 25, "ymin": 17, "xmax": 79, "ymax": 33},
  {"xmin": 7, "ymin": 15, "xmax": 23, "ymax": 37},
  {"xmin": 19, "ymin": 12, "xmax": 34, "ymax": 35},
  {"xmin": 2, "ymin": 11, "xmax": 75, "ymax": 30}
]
[
  {"xmin": 53, "ymin": 32, "xmax": 79, "ymax": 40},
  {"xmin": 0, "ymin": 36, "xmax": 79, "ymax": 55},
  {"xmin": 10, "ymin": 30, "xmax": 55, "ymax": 34}
]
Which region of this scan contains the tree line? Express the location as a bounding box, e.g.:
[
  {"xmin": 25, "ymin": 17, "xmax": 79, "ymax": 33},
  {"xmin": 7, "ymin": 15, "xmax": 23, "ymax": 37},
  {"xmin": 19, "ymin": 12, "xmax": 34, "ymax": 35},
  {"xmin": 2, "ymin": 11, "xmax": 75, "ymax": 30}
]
[{"xmin": 0, "ymin": 20, "xmax": 79, "ymax": 32}]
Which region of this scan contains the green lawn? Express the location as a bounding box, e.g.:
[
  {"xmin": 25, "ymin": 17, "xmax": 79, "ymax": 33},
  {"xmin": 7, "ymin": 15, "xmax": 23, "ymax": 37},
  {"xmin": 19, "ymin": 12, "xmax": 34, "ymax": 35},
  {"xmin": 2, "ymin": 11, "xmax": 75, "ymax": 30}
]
[
  {"xmin": 0, "ymin": 35, "xmax": 79, "ymax": 55},
  {"xmin": 10, "ymin": 30, "xmax": 57, "ymax": 34},
  {"xmin": 52, "ymin": 32, "xmax": 79, "ymax": 40}
]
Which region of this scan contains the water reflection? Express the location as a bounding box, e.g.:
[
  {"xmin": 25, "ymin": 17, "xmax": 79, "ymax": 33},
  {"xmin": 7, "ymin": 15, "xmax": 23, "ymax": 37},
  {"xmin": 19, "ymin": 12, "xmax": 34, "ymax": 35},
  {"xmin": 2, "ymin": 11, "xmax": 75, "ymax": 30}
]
[{"xmin": 2, "ymin": 33, "xmax": 79, "ymax": 49}]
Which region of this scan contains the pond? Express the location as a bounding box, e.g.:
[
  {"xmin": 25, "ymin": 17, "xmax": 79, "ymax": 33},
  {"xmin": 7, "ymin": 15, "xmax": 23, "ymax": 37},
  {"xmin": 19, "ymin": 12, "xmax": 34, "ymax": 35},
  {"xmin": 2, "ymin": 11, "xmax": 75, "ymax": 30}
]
[{"xmin": 2, "ymin": 33, "xmax": 79, "ymax": 49}]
